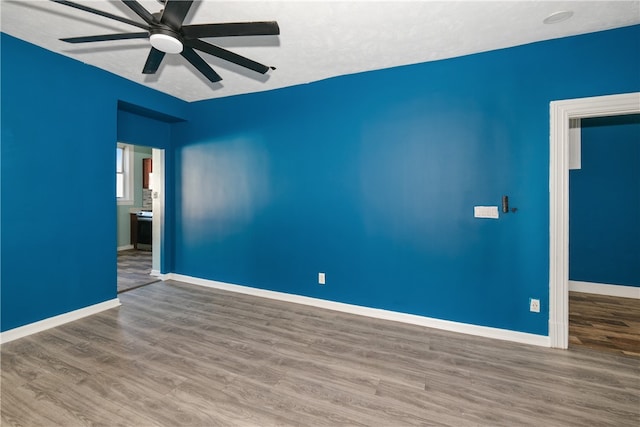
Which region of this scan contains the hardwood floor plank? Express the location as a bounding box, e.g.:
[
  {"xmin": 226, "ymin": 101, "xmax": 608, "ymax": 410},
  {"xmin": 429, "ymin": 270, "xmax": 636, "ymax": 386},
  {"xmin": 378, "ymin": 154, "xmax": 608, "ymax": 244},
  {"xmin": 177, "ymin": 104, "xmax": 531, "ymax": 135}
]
[
  {"xmin": 569, "ymin": 291, "xmax": 640, "ymax": 357},
  {"xmin": 13, "ymin": 373, "xmax": 138, "ymax": 427},
  {"xmin": 117, "ymin": 249, "xmax": 158, "ymax": 293},
  {"xmin": 1, "ymin": 380, "xmax": 83, "ymax": 427},
  {"xmin": 374, "ymin": 379, "xmax": 469, "ymax": 426},
  {"xmin": 2, "ymin": 281, "xmax": 639, "ymax": 426}
]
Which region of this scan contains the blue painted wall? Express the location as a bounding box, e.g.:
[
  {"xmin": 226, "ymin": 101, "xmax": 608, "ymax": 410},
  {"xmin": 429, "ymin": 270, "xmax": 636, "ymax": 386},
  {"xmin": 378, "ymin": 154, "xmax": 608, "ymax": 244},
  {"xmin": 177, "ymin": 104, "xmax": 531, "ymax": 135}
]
[
  {"xmin": 174, "ymin": 25, "xmax": 640, "ymax": 336},
  {"xmin": 570, "ymin": 114, "xmax": 640, "ymax": 287},
  {"xmin": 1, "ymin": 34, "xmax": 187, "ymax": 331},
  {"xmin": 2, "ymin": 25, "xmax": 639, "ymax": 335}
]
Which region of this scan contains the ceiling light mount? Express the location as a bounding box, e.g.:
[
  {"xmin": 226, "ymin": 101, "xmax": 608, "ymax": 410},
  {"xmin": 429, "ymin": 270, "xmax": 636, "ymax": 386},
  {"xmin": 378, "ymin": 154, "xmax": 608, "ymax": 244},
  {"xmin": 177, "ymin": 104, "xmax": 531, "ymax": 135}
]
[
  {"xmin": 543, "ymin": 10, "xmax": 574, "ymax": 25},
  {"xmin": 149, "ymin": 28, "xmax": 183, "ymax": 54}
]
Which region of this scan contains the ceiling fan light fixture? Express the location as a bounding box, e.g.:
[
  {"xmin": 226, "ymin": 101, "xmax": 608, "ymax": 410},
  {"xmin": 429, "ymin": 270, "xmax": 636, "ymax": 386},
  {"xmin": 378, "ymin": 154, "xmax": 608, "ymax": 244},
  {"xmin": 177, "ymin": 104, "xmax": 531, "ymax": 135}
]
[{"xmin": 150, "ymin": 33, "xmax": 183, "ymax": 54}]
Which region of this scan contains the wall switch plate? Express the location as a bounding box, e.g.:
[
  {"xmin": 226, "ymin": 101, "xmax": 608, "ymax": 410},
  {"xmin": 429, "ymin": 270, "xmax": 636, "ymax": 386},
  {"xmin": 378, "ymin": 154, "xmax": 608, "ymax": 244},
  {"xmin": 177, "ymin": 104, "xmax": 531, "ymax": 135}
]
[
  {"xmin": 318, "ymin": 272, "xmax": 326, "ymax": 285},
  {"xmin": 474, "ymin": 206, "xmax": 499, "ymax": 219},
  {"xmin": 529, "ymin": 298, "xmax": 540, "ymax": 313}
]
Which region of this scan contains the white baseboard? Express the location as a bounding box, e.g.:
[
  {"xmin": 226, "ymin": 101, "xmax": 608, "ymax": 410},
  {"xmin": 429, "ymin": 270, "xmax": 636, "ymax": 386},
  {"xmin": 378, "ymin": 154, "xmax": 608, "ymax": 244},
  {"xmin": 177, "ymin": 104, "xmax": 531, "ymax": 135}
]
[
  {"xmin": 0, "ymin": 298, "xmax": 121, "ymax": 344},
  {"xmin": 569, "ymin": 281, "xmax": 640, "ymax": 299},
  {"xmin": 168, "ymin": 273, "xmax": 550, "ymax": 348},
  {"xmin": 118, "ymin": 244, "xmax": 134, "ymax": 251},
  {"xmin": 152, "ymin": 271, "xmax": 171, "ymax": 280}
]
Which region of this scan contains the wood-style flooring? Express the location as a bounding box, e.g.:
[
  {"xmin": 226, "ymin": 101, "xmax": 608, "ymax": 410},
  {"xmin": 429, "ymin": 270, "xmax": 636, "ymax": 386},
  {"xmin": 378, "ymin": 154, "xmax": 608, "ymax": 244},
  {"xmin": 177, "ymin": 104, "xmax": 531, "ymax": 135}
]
[
  {"xmin": 569, "ymin": 291, "xmax": 640, "ymax": 357},
  {"xmin": 117, "ymin": 249, "xmax": 159, "ymax": 293},
  {"xmin": 2, "ymin": 281, "xmax": 639, "ymax": 426}
]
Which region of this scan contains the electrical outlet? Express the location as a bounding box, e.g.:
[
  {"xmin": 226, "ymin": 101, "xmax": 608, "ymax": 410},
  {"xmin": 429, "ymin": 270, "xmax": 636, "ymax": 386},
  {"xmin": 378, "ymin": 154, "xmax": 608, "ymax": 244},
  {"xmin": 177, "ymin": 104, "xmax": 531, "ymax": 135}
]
[
  {"xmin": 318, "ymin": 272, "xmax": 326, "ymax": 285},
  {"xmin": 529, "ymin": 298, "xmax": 540, "ymax": 313}
]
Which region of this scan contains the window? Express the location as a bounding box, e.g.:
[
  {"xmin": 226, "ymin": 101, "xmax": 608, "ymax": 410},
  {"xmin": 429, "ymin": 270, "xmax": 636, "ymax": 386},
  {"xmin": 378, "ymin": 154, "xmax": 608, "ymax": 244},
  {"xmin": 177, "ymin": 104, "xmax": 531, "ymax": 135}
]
[{"xmin": 116, "ymin": 143, "xmax": 134, "ymax": 205}]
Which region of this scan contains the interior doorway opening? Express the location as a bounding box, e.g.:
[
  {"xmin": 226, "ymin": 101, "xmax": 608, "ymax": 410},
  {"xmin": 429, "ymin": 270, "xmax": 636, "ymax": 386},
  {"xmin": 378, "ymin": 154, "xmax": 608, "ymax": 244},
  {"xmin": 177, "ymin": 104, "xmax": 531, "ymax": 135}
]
[
  {"xmin": 549, "ymin": 92, "xmax": 640, "ymax": 349},
  {"xmin": 567, "ymin": 113, "xmax": 640, "ymax": 356},
  {"xmin": 116, "ymin": 144, "xmax": 165, "ymax": 293}
]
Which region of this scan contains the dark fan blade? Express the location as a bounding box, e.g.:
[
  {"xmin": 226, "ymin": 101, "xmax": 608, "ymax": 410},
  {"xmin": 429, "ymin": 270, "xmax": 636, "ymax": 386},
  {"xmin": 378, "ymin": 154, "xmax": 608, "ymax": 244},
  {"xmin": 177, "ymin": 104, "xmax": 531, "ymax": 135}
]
[
  {"xmin": 122, "ymin": 0, "xmax": 158, "ymax": 25},
  {"xmin": 50, "ymin": 0, "xmax": 148, "ymax": 30},
  {"xmin": 142, "ymin": 48, "xmax": 166, "ymax": 74},
  {"xmin": 186, "ymin": 39, "xmax": 270, "ymax": 74},
  {"xmin": 161, "ymin": 0, "xmax": 194, "ymax": 30},
  {"xmin": 180, "ymin": 46, "xmax": 222, "ymax": 82},
  {"xmin": 60, "ymin": 32, "xmax": 148, "ymax": 43},
  {"xmin": 182, "ymin": 22, "xmax": 280, "ymax": 39}
]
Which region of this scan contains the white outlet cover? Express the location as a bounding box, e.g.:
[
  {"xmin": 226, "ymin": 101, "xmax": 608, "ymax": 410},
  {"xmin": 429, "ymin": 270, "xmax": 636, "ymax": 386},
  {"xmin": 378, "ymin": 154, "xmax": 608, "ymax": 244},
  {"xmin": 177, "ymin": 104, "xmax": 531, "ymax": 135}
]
[
  {"xmin": 474, "ymin": 206, "xmax": 499, "ymax": 219},
  {"xmin": 318, "ymin": 272, "xmax": 326, "ymax": 285},
  {"xmin": 529, "ymin": 298, "xmax": 541, "ymax": 313}
]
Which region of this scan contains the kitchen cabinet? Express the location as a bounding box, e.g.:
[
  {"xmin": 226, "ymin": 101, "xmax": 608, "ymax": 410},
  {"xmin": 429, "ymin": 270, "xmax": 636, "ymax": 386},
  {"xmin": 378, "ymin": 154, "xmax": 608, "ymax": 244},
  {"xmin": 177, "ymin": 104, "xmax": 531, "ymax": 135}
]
[{"xmin": 142, "ymin": 158, "xmax": 152, "ymax": 189}]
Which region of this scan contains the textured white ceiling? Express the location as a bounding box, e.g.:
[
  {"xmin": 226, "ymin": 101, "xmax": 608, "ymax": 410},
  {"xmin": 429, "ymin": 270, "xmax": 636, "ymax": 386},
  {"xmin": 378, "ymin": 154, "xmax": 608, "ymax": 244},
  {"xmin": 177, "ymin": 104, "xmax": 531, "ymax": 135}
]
[{"xmin": 2, "ymin": 1, "xmax": 639, "ymax": 102}]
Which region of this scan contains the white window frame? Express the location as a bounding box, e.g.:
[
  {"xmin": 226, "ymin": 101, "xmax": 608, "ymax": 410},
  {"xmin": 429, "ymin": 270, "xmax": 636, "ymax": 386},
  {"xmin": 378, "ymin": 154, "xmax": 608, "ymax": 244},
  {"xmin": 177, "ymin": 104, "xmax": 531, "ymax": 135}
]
[{"xmin": 116, "ymin": 143, "xmax": 135, "ymax": 205}]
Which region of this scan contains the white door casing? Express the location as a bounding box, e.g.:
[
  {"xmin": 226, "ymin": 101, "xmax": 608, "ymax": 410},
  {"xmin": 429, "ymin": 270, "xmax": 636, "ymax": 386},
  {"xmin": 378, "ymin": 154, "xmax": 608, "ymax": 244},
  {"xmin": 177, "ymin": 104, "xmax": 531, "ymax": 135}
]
[
  {"xmin": 549, "ymin": 92, "xmax": 640, "ymax": 349},
  {"xmin": 151, "ymin": 148, "xmax": 165, "ymax": 276}
]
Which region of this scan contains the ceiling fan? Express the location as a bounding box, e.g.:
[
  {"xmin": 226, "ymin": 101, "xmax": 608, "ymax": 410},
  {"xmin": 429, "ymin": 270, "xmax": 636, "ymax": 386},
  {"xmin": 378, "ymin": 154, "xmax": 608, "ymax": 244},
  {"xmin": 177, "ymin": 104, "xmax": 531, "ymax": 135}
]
[{"xmin": 50, "ymin": 0, "xmax": 280, "ymax": 83}]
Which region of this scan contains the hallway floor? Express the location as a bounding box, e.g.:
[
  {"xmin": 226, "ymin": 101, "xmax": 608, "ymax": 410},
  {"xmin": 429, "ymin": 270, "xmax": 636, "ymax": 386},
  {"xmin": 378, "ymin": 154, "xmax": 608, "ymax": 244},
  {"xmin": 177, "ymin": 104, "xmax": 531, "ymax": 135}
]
[
  {"xmin": 569, "ymin": 291, "xmax": 640, "ymax": 357},
  {"xmin": 117, "ymin": 249, "xmax": 159, "ymax": 293}
]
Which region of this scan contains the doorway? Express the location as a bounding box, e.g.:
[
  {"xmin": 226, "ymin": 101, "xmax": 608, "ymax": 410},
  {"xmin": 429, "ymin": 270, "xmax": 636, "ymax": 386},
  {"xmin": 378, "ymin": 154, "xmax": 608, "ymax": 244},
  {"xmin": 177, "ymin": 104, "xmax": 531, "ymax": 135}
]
[
  {"xmin": 567, "ymin": 114, "xmax": 640, "ymax": 356},
  {"xmin": 116, "ymin": 144, "xmax": 165, "ymax": 293},
  {"xmin": 549, "ymin": 92, "xmax": 640, "ymax": 349}
]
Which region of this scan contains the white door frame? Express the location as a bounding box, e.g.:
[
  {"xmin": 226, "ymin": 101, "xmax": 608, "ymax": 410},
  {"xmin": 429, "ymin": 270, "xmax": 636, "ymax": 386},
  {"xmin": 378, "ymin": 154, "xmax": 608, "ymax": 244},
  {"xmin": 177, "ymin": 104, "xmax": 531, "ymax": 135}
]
[
  {"xmin": 151, "ymin": 148, "xmax": 165, "ymax": 276},
  {"xmin": 548, "ymin": 92, "xmax": 640, "ymax": 349}
]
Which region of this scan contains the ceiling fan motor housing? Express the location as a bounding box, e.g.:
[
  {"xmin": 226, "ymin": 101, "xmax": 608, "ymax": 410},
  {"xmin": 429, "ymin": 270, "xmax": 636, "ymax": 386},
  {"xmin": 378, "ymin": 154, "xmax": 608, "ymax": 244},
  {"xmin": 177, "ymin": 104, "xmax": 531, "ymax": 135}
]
[{"xmin": 149, "ymin": 27, "xmax": 183, "ymax": 53}]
